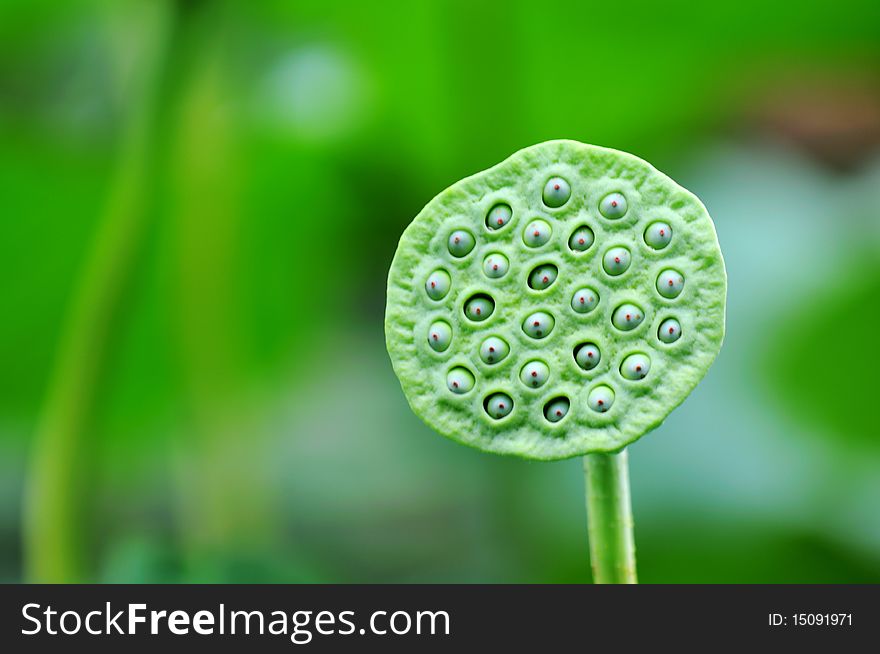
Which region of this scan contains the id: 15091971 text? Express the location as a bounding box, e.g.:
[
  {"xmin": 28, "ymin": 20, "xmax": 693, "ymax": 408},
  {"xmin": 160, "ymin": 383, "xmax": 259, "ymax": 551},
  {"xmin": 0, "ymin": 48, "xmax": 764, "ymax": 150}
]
[{"xmin": 768, "ymin": 613, "xmax": 852, "ymax": 627}]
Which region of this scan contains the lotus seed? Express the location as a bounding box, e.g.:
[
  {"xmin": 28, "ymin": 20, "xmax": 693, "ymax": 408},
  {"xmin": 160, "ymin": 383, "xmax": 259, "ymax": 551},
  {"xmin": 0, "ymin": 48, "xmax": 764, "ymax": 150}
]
[
  {"xmin": 658, "ymin": 318, "xmax": 682, "ymax": 343},
  {"xmin": 427, "ymin": 320, "xmax": 452, "ymax": 352},
  {"xmin": 657, "ymin": 269, "xmax": 684, "ymax": 299},
  {"xmin": 522, "ymin": 311, "xmax": 555, "ymax": 339},
  {"xmin": 485, "ymin": 393, "xmax": 513, "ymax": 420},
  {"xmin": 568, "ymin": 225, "xmax": 595, "ymax": 252},
  {"xmin": 574, "ymin": 343, "xmax": 601, "ymax": 371},
  {"xmin": 571, "ymin": 287, "xmax": 599, "ymax": 314},
  {"xmin": 602, "ymin": 246, "xmax": 632, "ymax": 276},
  {"xmin": 528, "ymin": 264, "xmax": 558, "ymax": 291},
  {"xmin": 448, "ymin": 229, "xmax": 475, "ymax": 257},
  {"xmin": 587, "ymin": 385, "xmax": 615, "ymax": 413},
  {"xmin": 520, "ymin": 360, "xmax": 550, "ymax": 388},
  {"xmin": 542, "ymin": 177, "xmax": 571, "ymax": 208},
  {"xmin": 425, "ymin": 269, "xmax": 451, "ymax": 300},
  {"xmin": 483, "ymin": 253, "xmax": 509, "ymax": 279},
  {"xmin": 464, "ymin": 294, "xmax": 495, "ymax": 322},
  {"xmin": 599, "ymin": 192, "xmax": 628, "ymax": 219},
  {"xmin": 523, "ymin": 219, "xmax": 552, "ymax": 248},
  {"xmin": 544, "ymin": 397, "xmax": 570, "ymax": 423},
  {"xmin": 446, "ymin": 367, "xmax": 475, "ymax": 394},
  {"xmin": 611, "ymin": 303, "xmax": 644, "ymax": 331},
  {"xmin": 486, "ymin": 203, "xmax": 512, "ymax": 230},
  {"xmin": 480, "ymin": 336, "xmax": 510, "ymax": 364},
  {"xmin": 644, "ymin": 221, "xmax": 672, "ymax": 250},
  {"xmin": 620, "ymin": 353, "xmax": 651, "ymax": 380}
]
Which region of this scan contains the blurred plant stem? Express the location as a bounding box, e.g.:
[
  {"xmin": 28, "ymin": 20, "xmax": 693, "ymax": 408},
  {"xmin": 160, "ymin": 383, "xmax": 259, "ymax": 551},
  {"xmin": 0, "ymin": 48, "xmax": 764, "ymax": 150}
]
[
  {"xmin": 584, "ymin": 450, "xmax": 637, "ymax": 584},
  {"xmin": 22, "ymin": 0, "xmax": 177, "ymax": 582}
]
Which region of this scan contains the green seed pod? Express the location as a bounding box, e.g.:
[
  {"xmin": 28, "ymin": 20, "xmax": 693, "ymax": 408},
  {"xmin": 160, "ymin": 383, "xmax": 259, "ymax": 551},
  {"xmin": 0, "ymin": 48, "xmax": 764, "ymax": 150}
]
[
  {"xmin": 425, "ymin": 269, "xmax": 451, "ymax": 300},
  {"xmin": 575, "ymin": 343, "xmax": 601, "ymax": 371},
  {"xmin": 522, "ymin": 311, "xmax": 555, "ymax": 339},
  {"xmin": 658, "ymin": 318, "xmax": 682, "ymax": 343},
  {"xmin": 602, "ymin": 246, "xmax": 632, "ymax": 276},
  {"xmin": 480, "ymin": 336, "xmax": 510, "ymax": 364},
  {"xmin": 483, "ymin": 253, "xmax": 509, "ymax": 279},
  {"xmin": 542, "ymin": 177, "xmax": 571, "ymax": 208},
  {"xmin": 657, "ymin": 269, "xmax": 684, "ymax": 299},
  {"xmin": 523, "ymin": 219, "xmax": 552, "ymax": 248},
  {"xmin": 448, "ymin": 229, "xmax": 475, "ymax": 257},
  {"xmin": 620, "ymin": 353, "xmax": 651, "ymax": 380},
  {"xmin": 568, "ymin": 225, "xmax": 595, "ymax": 252},
  {"xmin": 486, "ymin": 203, "xmax": 513, "ymax": 230},
  {"xmin": 528, "ymin": 264, "xmax": 558, "ymax": 291},
  {"xmin": 520, "ymin": 360, "xmax": 550, "ymax": 388},
  {"xmin": 544, "ymin": 397, "xmax": 570, "ymax": 423},
  {"xmin": 386, "ymin": 140, "xmax": 726, "ymax": 459},
  {"xmin": 599, "ymin": 192, "xmax": 627, "ymax": 219},
  {"xmin": 447, "ymin": 366, "xmax": 475, "ymax": 394},
  {"xmin": 644, "ymin": 221, "xmax": 672, "ymax": 250}
]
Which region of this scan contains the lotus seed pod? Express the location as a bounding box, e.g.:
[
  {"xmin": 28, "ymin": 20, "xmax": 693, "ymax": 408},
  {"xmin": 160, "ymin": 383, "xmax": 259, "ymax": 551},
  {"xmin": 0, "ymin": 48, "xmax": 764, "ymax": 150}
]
[
  {"xmin": 544, "ymin": 397, "xmax": 570, "ymax": 423},
  {"xmin": 658, "ymin": 318, "xmax": 682, "ymax": 344},
  {"xmin": 486, "ymin": 203, "xmax": 513, "ymax": 230},
  {"xmin": 542, "ymin": 177, "xmax": 571, "ymax": 208},
  {"xmin": 523, "ymin": 219, "xmax": 552, "ymax": 247},
  {"xmin": 611, "ymin": 303, "xmax": 645, "ymax": 331},
  {"xmin": 568, "ymin": 226, "xmax": 595, "ymax": 252},
  {"xmin": 447, "ymin": 367, "xmax": 475, "ymax": 394},
  {"xmin": 575, "ymin": 343, "xmax": 601, "ymax": 371},
  {"xmin": 480, "ymin": 336, "xmax": 510, "ymax": 364},
  {"xmin": 528, "ymin": 264, "xmax": 558, "ymax": 291},
  {"xmin": 386, "ymin": 140, "xmax": 726, "ymax": 459},
  {"xmin": 599, "ymin": 192, "xmax": 627, "ymax": 219},
  {"xmin": 657, "ymin": 269, "xmax": 685, "ymax": 299},
  {"xmin": 587, "ymin": 385, "xmax": 615, "ymax": 413},
  {"xmin": 485, "ymin": 393, "xmax": 513, "ymax": 419},
  {"xmin": 427, "ymin": 320, "xmax": 452, "ymax": 352},
  {"xmin": 483, "ymin": 253, "xmax": 509, "ymax": 279},
  {"xmin": 448, "ymin": 229, "xmax": 475, "ymax": 257},
  {"xmin": 522, "ymin": 311, "xmax": 555, "ymax": 339},
  {"xmin": 571, "ymin": 287, "xmax": 600, "ymax": 314},
  {"xmin": 603, "ymin": 246, "xmax": 632, "ymax": 276},
  {"xmin": 644, "ymin": 221, "xmax": 672, "ymax": 250},
  {"xmin": 520, "ymin": 360, "xmax": 550, "ymax": 388},
  {"xmin": 425, "ymin": 269, "xmax": 451, "ymax": 300},
  {"xmin": 464, "ymin": 294, "xmax": 494, "ymax": 322},
  {"xmin": 620, "ymin": 353, "xmax": 651, "ymax": 380}
]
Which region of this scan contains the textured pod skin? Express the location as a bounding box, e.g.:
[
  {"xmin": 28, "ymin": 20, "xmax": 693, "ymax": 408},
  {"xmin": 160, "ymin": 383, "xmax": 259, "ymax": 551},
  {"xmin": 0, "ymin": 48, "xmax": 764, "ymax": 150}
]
[{"xmin": 385, "ymin": 140, "xmax": 726, "ymax": 460}]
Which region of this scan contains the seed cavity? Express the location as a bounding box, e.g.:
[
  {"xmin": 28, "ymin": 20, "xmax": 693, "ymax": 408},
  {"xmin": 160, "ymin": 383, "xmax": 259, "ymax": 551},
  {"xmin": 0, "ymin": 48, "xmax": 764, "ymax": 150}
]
[
  {"xmin": 574, "ymin": 342, "xmax": 601, "ymax": 371},
  {"xmin": 522, "ymin": 219, "xmax": 552, "ymax": 248},
  {"xmin": 620, "ymin": 353, "xmax": 651, "ymax": 380},
  {"xmin": 644, "ymin": 221, "xmax": 672, "ymax": 250},
  {"xmin": 542, "ymin": 177, "xmax": 571, "ymax": 208},
  {"xmin": 486, "ymin": 203, "xmax": 512, "ymax": 230},
  {"xmin": 425, "ymin": 269, "xmax": 451, "ymax": 301},
  {"xmin": 484, "ymin": 393, "xmax": 513, "ymax": 420},
  {"xmin": 427, "ymin": 320, "xmax": 452, "ymax": 352},
  {"xmin": 568, "ymin": 225, "xmax": 595, "ymax": 253},
  {"xmin": 588, "ymin": 385, "xmax": 615, "ymax": 413},
  {"xmin": 448, "ymin": 229, "xmax": 475, "ymax": 257},
  {"xmin": 602, "ymin": 246, "xmax": 632, "ymax": 276},
  {"xmin": 657, "ymin": 269, "xmax": 685, "ymax": 299},
  {"xmin": 543, "ymin": 396, "xmax": 570, "ymax": 423},
  {"xmin": 519, "ymin": 360, "xmax": 550, "ymax": 388},
  {"xmin": 522, "ymin": 311, "xmax": 555, "ymax": 339},
  {"xmin": 483, "ymin": 253, "xmax": 509, "ymax": 279},
  {"xmin": 599, "ymin": 192, "xmax": 628, "ymax": 219},
  {"xmin": 571, "ymin": 287, "xmax": 599, "ymax": 314},
  {"xmin": 446, "ymin": 367, "xmax": 475, "ymax": 394},
  {"xmin": 658, "ymin": 318, "xmax": 682, "ymax": 343},
  {"xmin": 611, "ymin": 303, "xmax": 645, "ymax": 331},
  {"xmin": 464, "ymin": 293, "xmax": 495, "ymax": 322},
  {"xmin": 528, "ymin": 264, "xmax": 558, "ymax": 291},
  {"xmin": 480, "ymin": 336, "xmax": 510, "ymax": 364}
]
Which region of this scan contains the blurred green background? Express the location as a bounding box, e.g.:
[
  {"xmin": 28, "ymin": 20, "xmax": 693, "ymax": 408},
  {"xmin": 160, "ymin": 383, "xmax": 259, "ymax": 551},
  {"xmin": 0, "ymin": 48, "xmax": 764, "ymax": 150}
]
[{"xmin": 1, "ymin": 0, "xmax": 879, "ymax": 583}]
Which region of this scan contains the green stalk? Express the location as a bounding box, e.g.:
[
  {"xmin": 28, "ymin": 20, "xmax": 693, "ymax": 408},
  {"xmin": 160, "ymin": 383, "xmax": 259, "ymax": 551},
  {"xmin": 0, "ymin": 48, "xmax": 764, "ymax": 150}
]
[{"xmin": 584, "ymin": 449, "xmax": 637, "ymax": 584}]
